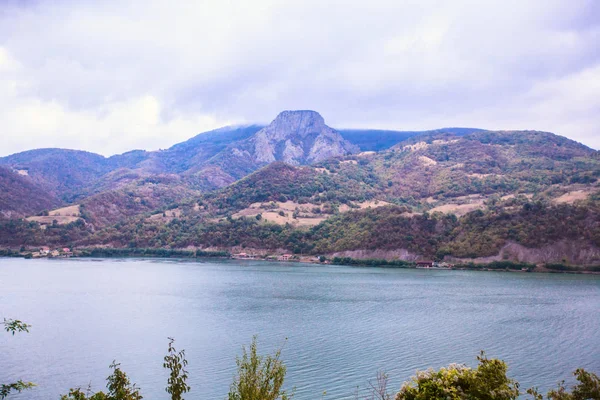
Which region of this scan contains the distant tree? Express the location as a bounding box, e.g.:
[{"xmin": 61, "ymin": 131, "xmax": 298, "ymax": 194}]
[{"xmin": 228, "ymin": 336, "xmax": 291, "ymax": 400}]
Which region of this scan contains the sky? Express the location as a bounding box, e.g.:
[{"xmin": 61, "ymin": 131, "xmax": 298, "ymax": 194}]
[{"xmin": 0, "ymin": 0, "xmax": 599, "ymax": 157}]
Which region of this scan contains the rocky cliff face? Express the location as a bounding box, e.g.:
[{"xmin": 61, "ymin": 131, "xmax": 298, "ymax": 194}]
[
  {"xmin": 209, "ymin": 111, "xmax": 359, "ymax": 178},
  {"xmin": 250, "ymin": 110, "xmax": 358, "ymax": 164}
]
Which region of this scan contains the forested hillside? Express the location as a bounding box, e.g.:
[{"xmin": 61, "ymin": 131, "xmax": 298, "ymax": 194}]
[
  {"xmin": 0, "ymin": 166, "xmax": 61, "ymax": 219},
  {"xmin": 1, "ymin": 112, "xmax": 599, "ymax": 266}
]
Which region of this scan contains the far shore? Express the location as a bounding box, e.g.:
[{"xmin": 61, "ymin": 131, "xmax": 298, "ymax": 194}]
[{"xmin": 1, "ymin": 247, "xmax": 599, "ymax": 275}]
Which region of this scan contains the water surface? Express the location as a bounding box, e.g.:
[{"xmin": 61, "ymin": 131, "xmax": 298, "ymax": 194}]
[{"xmin": 1, "ymin": 258, "xmax": 599, "ymax": 399}]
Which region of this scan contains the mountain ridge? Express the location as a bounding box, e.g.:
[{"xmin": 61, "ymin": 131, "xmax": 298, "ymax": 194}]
[
  {"xmin": 1, "ymin": 112, "xmax": 501, "ymax": 204},
  {"xmin": 1, "ymin": 109, "xmax": 599, "ymax": 266}
]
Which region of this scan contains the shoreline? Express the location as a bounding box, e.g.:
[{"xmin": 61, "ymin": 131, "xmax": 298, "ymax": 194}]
[{"xmin": 2, "ymin": 248, "xmax": 599, "ymax": 275}]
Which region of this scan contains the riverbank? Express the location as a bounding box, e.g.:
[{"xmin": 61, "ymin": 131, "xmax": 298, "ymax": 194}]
[{"xmin": 2, "ymin": 247, "xmax": 600, "ymax": 274}]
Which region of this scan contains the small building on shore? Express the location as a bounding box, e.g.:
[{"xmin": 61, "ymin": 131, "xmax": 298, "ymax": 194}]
[
  {"xmin": 233, "ymin": 252, "xmax": 256, "ymax": 259},
  {"xmin": 416, "ymin": 260, "xmax": 434, "ymax": 268}
]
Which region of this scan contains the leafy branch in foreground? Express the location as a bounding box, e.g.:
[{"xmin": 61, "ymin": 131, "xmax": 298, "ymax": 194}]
[
  {"xmin": 1, "ymin": 318, "xmax": 35, "ymax": 399},
  {"xmin": 527, "ymin": 368, "xmax": 600, "ymax": 400},
  {"xmin": 0, "ymin": 381, "xmax": 36, "ymax": 400},
  {"xmin": 60, "ymin": 361, "xmax": 142, "ymax": 400},
  {"xmin": 3, "ymin": 318, "xmax": 31, "ymax": 335},
  {"xmin": 163, "ymin": 337, "xmax": 190, "ymax": 400},
  {"xmin": 228, "ymin": 336, "xmax": 292, "ymax": 400}
]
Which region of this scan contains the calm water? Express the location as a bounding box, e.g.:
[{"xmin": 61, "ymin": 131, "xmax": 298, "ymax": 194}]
[{"xmin": 1, "ymin": 258, "xmax": 599, "ymax": 399}]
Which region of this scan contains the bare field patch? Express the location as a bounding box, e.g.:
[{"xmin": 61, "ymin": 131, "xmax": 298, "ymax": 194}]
[
  {"xmin": 553, "ymin": 190, "xmax": 591, "ymax": 204},
  {"xmin": 338, "ymin": 200, "xmax": 392, "ymax": 212},
  {"xmin": 468, "ymin": 173, "xmax": 497, "ymax": 179},
  {"xmin": 402, "ymin": 141, "xmax": 428, "ymax": 152},
  {"xmin": 232, "ymin": 200, "xmax": 392, "ymax": 226},
  {"xmin": 430, "ymin": 198, "xmax": 485, "ymax": 216},
  {"xmin": 148, "ymin": 208, "xmax": 183, "ymax": 221},
  {"xmin": 418, "ymin": 156, "xmax": 437, "ymax": 166},
  {"xmin": 261, "ymin": 211, "xmax": 326, "ymax": 227},
  {"xmin": 501, "ymin": 193, "xmax": 533, "ymax": 201},
  {"xmin": 26, "ymin": 205, "xmax": 81, "ymax": 225},
  {"xmin": 432, "ymin": 139, "xmax": 459, "ymax": 145},
  {"xmin": 358, "ymin": 151, "xmax": 376, "ymax": 157},
  {"xmin": 27, "ymin": 215, "xmax": 80, "ymax": 225},
  {"xmin": 50, "ymin": 205, "xmax": 80, "ymax": 217}
]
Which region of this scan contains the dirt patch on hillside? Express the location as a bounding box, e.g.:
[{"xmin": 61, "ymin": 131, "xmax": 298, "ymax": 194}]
[
  {"xmin": 27, "ymin": 205, "xmax": 81, "ymax": 225},
  {"xmin": 233, "ymin": 200, "xmax": 392, "ymax": 227},
  {"xmin": 418, "ymin": 156, "xmax": 437, "ymax": 166},
  {"xmin": 358, "ymin": 151, "xmax": 376, "ymax": 157},
  {"xmin": 260, "ymin": 211, "xmax": 326, "ymax": 227},
  {"xmin": 233, "ymin": 201, "xmax": 326, "ymax": 227},
  {"xmin": 553, "ymin": 189, "xmax": 592, "ymax": 204},
  {"xmin": 468, "ymin": 173, "xmax": 497, "ymax": 179},
  {"xmin": 50, "ymin": 205, "xmax": 80, "ymax": 217},
  {"xmin": 148, "ymin": 208, "xmax": 183, "ymax": 221},
  {"xmin": 430, "ymin": 196, "xmax": 485, "ymax": 216},
  {"xmin": 402, "ymin": 141, "xmax": 428, "ymax": 152},
  {"xmin": 338, "ymin": 200, "xmax": 392, "ymax": 212}
]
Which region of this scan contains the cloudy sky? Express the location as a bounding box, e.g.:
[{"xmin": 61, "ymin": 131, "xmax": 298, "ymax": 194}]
[{"xmin": 1, "ymin": 0, "xmax": 598, "ymax": 156}]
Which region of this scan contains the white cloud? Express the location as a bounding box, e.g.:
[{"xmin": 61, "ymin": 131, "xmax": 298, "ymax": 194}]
[
  {"xmin": 0, "ymin": 0, "xmax": 598, "ymax": 156},
  {"xmin": 0, "ymin": 51, "xmax": 228, "ymax": 155}
]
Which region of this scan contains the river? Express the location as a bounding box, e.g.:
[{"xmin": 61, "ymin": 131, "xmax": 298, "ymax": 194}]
[{"xmin": 1, "ymin": 258, "xmax": 599, "ymax": 399}]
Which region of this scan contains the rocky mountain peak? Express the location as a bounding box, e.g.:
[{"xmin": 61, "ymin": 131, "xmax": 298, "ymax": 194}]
[
  {"xmin": 248, "ymin": 110, "xmax": 358, "ymax": 165},
  {"xmin": 204, "ymin": 110, "xmax": 359, "ymax": 179},
  {"xmin": 266, "ymin": 110, "xmax": 326, "ymax": 140}
]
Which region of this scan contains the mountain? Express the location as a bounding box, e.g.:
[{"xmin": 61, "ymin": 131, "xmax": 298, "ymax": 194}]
[
  {"xmin": 0, "ymin": 166, "xmax": 60, "ymax": 219},
  {"xmin": 205, "ymin": 110, "xmax": 359, "ymax": 179},
  {"xmin": 2, "ymin": 109, "xmax": 599, "ymax": 266},
  {"xmin": 0, "ymin": 112, "xmax": 482, "ymax": 207},
  {"xmin": 66, "ymin": 127, "xmax": 599, "ymax": 265}
]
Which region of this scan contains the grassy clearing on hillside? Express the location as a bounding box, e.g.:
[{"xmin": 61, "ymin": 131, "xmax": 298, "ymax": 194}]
[{"xmin": 26, "ymin": 205, "xmax": 81, "ymax": 225}]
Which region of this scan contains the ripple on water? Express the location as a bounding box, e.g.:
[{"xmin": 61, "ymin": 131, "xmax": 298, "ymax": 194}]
[{"xmin": 1, "ymin": 258, "xmax": 599, "ymax": 400}]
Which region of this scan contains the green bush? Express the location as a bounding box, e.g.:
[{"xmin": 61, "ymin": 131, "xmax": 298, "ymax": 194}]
[{"xmin": 396, "ymin": 352, "xmax": 519, "ymax": 400}]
